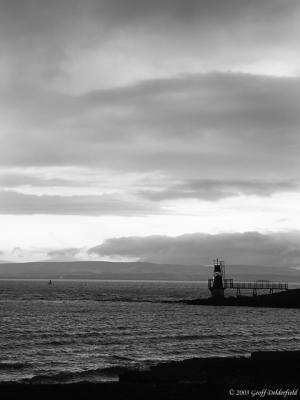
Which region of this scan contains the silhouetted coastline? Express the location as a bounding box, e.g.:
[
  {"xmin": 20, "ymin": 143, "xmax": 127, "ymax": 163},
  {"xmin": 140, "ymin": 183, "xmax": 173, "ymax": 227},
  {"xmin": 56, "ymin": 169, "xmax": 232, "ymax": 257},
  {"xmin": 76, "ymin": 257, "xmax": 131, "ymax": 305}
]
[{"xmin": 181, "ymin": 287, "xmax": 300, "ymax": 308}]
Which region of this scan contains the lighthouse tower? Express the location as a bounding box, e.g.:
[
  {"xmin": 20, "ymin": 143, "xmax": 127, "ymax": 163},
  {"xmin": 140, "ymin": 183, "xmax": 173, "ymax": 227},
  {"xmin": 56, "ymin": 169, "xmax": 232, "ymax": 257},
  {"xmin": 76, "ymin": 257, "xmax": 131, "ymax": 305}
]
[{"xmin": 209, "ymin": 259, "xmax": 225, "ymax": 299}]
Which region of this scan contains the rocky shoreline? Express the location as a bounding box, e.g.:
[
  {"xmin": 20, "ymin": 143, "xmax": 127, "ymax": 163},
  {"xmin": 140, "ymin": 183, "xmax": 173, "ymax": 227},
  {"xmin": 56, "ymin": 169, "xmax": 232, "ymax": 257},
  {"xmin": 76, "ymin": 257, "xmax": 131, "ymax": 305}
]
[{"xmin": 2, "ymin": 351, "xmax": 300, "ymax": 399}]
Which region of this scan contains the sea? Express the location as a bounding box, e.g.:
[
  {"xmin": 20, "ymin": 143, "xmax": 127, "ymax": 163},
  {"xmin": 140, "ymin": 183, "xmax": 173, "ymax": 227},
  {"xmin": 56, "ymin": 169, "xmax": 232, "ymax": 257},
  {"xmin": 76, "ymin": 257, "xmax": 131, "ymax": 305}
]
[{"xmin": 1, "ymin": 279, "xmax": 300, "ymax": 384}]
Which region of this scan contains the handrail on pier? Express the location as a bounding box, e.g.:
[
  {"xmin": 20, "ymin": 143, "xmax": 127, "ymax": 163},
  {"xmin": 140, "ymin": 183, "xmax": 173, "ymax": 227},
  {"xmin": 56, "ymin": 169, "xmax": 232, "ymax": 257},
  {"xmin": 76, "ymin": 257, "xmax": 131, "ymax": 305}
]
[{"xmin": 208, "ymin": 278, "xmax": 289, "ymax": 291}]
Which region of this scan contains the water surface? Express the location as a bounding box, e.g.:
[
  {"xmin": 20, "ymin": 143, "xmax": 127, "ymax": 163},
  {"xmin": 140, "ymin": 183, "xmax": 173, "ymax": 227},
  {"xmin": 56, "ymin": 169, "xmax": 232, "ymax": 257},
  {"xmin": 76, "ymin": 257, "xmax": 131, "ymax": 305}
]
[{"xmin": 1, "ymin": 279, "xmax": 299, "ymax": 383}]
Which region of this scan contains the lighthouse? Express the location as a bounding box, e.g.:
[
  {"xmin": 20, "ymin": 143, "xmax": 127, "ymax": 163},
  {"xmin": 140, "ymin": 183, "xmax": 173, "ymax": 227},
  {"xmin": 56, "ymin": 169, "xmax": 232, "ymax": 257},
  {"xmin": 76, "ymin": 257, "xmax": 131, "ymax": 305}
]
[{"xmin": 209, "ymin": 259, "xmax": 225, "ymax": 299}]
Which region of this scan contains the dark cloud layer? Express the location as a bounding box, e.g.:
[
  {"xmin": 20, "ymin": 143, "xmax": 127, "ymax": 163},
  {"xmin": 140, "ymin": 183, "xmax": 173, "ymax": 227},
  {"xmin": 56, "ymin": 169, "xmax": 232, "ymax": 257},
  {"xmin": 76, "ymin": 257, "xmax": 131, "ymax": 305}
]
[
  {"xmin": 47, "ymin": 248, "xmax": 82, "ymax": 261},
  {"xmin": 1, "ymin": 0, "xmax": 297, "ymax": 58},
  {"xmin": 1, "ymin": 175, "xmax": 298, "ymax": 216},
  {"xmin": 89, "ymin": 232, "xmax": 300, "ymax": 267},
  {"xmin": 139, "ymin": 179, "xmax": 300, "ymax": 201},
  {"xmin": 0, "ymin": 172, "xmax": 81, "ymax": 188},
  {"xmin": 0, "ymin": 190, "xmax": 159, "ymax": 216},
  {"xmin": 1, "ymin": 74, "xmax": 300, "ymax": 182},
  {"xmin": 1, "ymin": 0, "xmax": 299, "ymax": 187}
]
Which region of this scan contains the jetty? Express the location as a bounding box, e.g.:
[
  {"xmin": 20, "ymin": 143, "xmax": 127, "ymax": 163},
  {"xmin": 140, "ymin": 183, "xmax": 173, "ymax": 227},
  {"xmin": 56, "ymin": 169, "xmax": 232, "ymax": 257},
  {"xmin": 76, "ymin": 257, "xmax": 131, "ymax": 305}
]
[
  {"xmin": 208, "ymin": 259, "xmax": 289, "ymax": 298},
  {"xmin": 183, "ymin": 259, "xmax": 300, "ymax": 308},
  {"xmin": 209, "ymin": 278, "xmax": 288, "ymax": 296}
]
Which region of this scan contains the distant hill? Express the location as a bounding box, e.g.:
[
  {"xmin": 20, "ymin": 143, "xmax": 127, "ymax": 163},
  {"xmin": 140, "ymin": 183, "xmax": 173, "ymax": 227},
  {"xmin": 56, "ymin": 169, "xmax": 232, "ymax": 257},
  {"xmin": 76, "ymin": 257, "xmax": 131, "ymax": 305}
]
[{"xmin": 0, "ymin": 261, "xmax": 299, "ymax": 282}]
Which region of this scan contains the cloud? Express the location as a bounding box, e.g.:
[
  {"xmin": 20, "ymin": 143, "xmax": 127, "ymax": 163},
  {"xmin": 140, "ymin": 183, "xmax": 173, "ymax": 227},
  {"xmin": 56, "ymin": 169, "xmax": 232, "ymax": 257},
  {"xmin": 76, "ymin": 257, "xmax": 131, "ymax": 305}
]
[
  {"xmin": 47, "ymin": 247, "xmax": 83, "ymax": 261},
  {"xmin": 0, "ymin": 190, "xmax": 160, "ymax": 215},
  {"xmin": 2, "ymin": 168, "xmax": 298, "ymax": 201},
  {"xmin": 0, "ymin": 171, "xmax": 80, "ymax": 188},
  {"xmin": 139, "ymin": 179, "xmax": 300, "ymax": 201},
  {"xmin": 1, "ymin": 2, "xmax": 299, "ymax": 183},
  {"xmin": 0, "ymin": 0, "xmax": 298, "ymax": 91},
  {"xmin": 1, "ymin": 74, "xmax": 300, "ymax": 182},
  {"xmin": 89, "ymin": 231, "xmax": 300, "ymax": 267}
]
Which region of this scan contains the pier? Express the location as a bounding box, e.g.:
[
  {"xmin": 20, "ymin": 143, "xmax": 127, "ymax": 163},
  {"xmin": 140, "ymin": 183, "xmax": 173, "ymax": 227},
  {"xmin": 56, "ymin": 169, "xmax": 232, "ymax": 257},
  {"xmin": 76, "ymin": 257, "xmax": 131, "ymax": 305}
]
[
  {"xmin": 208, "ymin": 278, "xmax": 288, "ymax": 296},
  {"xmin": 208, "ymin": 259, "xmax": 289, "ymax": 297}
]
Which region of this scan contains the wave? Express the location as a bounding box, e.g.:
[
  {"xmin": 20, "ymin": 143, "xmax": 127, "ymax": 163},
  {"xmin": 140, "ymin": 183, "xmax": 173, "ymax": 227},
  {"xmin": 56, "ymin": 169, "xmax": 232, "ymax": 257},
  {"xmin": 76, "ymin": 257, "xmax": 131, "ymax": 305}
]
[
  {"xmin": 0, "ymin": 295, "xmax": 184, "ymax": 304},
  {"xmin": 142, "ymin": 332, "xmax": 247, "ymax": 343},
  {"xmin": 93, "ymin": 298, "xmax": 172, "ymax": 303},
  {"xmin": 111, "ymin": 355, "xmax": 135, "ymax": 361},
  {"xmin": 20, "ymin": 365, "xmax": 137, "ymax": 384},
  {"xmin": 0, "ymin": 362, "xmax": 29, "ymax": 370}
]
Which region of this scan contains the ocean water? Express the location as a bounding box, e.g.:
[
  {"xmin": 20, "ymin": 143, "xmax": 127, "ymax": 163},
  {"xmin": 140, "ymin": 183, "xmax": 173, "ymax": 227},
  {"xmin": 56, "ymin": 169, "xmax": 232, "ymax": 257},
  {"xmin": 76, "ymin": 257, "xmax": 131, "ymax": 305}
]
[{"xmin": 1, "ymin": 279, "xmax": 300, "ymax": 384}]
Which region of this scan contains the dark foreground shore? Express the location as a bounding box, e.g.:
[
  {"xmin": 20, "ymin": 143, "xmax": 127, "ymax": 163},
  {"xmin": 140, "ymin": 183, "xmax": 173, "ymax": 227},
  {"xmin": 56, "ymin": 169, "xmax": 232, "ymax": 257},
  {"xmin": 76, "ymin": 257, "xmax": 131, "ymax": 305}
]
[
  {"xmin": 182, "ymin": 287, "xmax": 300, "ymax": 308},
  {"xmin": 2, "ymin": 351, "xmax": 300, "ymax": 399}
]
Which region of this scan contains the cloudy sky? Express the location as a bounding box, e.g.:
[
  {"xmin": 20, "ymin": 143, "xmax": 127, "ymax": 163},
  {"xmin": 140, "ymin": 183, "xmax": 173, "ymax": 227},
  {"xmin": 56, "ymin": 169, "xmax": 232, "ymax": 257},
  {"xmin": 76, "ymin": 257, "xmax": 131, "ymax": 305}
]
[{"xmin": 1, "ymin": 0, "xmax": 300, "ymax": 266}]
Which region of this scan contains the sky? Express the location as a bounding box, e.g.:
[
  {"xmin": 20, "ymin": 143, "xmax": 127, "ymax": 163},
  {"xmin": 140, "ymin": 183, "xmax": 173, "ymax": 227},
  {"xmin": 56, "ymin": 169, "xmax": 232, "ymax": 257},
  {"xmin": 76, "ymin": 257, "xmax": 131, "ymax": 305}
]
[{"xmin": 1, "ymin": 0, "xmax": 300, "ymax": 266}]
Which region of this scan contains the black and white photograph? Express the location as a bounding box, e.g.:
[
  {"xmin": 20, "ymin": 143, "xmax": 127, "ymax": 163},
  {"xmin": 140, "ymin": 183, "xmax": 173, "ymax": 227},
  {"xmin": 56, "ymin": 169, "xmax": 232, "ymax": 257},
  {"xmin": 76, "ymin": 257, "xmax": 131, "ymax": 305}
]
[{"xmin": 0, "ymin": 0, "xmax": 300, "ymax": 398}]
